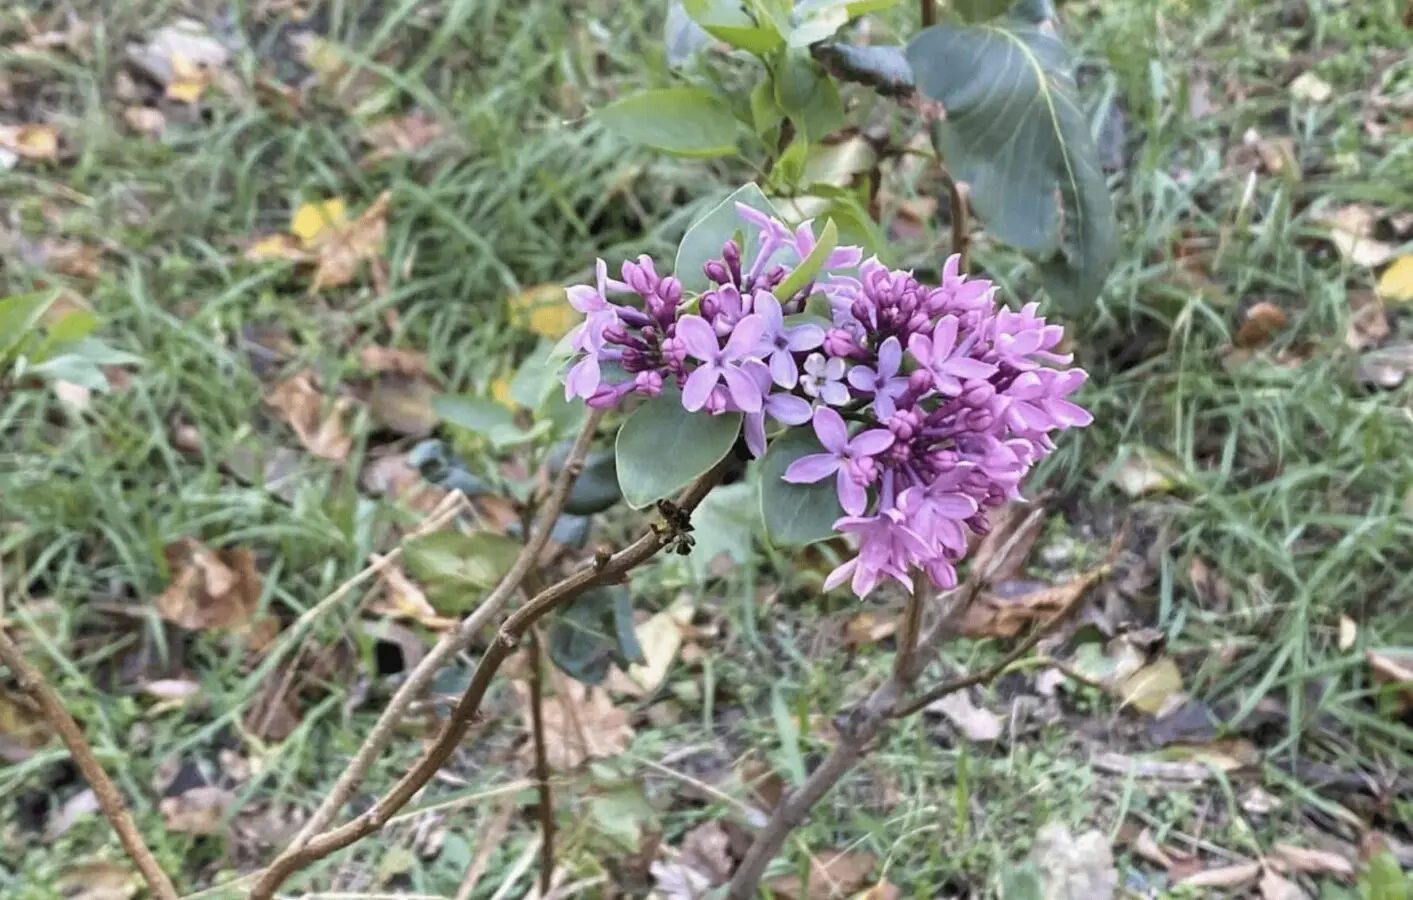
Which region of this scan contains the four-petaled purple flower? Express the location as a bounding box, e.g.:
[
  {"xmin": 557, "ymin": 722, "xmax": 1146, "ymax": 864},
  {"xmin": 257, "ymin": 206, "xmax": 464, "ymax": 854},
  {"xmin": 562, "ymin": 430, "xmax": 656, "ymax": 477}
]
[
  {"xmin": 784, "ymin": 407, "xmax": 894, "ymax": 516},
  {"xmin": 678, "ymin": 313, "xmax": 766, "ymax": 413},
  {"xmin": 799, "ymin": 352, "xmax": 849, "ymax": 406},
  {"xmin": 823, "ymin": 503, "xmax": 930, "ymax": 597},
  {"xmin": 907, "ymin": 315, "xmax": 997, "ymax": 395},
  {"xmin": 847, "ymin": 335, "xmax": 910, "ymax": 418},
  {"xmin": 755, "ymin": 293, "xmax": 824, "ymax": 389}
]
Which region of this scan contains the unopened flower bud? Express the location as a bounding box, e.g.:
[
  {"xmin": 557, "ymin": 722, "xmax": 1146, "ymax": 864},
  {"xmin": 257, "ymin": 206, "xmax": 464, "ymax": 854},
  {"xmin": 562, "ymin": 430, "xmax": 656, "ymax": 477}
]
[
  {"xmin": 658, "ymin": 276, "xmax": 683, "ymax": 306},
  {"xmin": 703, "ymin": 260, "xmax": 730, "ymax": 285},
  {"xmin": 824, "ymin": 328, "xmax": 857, "ymax": 358},
  {"xmin": 635, "ymin": 370, "xmax": 664, "ymax": 397}
]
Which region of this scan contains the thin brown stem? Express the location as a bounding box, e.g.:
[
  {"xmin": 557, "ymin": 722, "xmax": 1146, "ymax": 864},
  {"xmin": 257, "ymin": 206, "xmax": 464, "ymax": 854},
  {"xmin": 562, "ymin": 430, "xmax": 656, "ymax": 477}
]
[
  {"xmin": 250, "ymin": 457, "xmax": 730, "ymax": 899},
  {"xmin": 0, "ymin": 625, "xmax": 178, "ymax": 900},
  {"xmin": 920, "ymin": 0, "xmax": 937, "ymax": 28},
  {"xmin": 527, "ymin": 625, "xmax": 554, "ymax": 895},
  {"xmin": 891, "ymin": 577, "xmax": 927, "ymax": 684},
  {"xmin": 948, "ymin": 177, "xmax": 970, "ymax": 274}
]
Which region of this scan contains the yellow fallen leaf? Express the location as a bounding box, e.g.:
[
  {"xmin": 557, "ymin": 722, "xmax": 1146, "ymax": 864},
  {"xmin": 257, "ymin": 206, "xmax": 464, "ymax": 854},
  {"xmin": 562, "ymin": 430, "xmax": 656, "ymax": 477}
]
[
  {"xmin": 510, "ymin": 284, "xmax": 577, "ymax": 339},
  {"xmin": 245, "ymin": 234, "xmax": 308, "ymax": 262},
  {"xmin": 165, "ymin": 52, "xmax": 209, "ymax": 103},
  {"xmin": 0, "ymin": 123, "xmax": 60, "ymax": 160},
  {"xmin": 1121, "ymin": 657, "xmax": 1184, "ymax": 716},
  {"xmin": 1376, "ymin": 256, "xmax": 1413, "ymax": 303},
  {"xmin": 607, "ymin": 602, "xmax": 695, "ymax": 697},
  {"xmin": 291, "ymin": 197, "xmax": 348, "ymax": 246}
]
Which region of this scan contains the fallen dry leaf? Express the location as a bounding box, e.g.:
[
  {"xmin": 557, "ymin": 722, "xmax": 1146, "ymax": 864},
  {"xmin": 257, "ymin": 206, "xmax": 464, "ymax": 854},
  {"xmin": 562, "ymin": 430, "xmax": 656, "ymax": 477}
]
[
  {"xmin": 763, "ymin": 850, "xmax": 877, "ymax": 900},
  {"xmin": 606, "ymin": 602, "xmax": 694, "ymax": 697},
  {"xmin": 1175, "ymin": 861, "xmax": 1261, "ymax": 889},
  {"xmin": 263, "ymin": 370, "xmax": 356, "ymax": 462},
  {"xmin": 0, "ymin": 690, "xmax": 53, "ymax": 762},
  {"xmin": 367, "ymin": 562, "xmax": 457, "ymax": 630},
  {"xmin": 843, "ymin": 611, "xmax": 897, "ymax": 648},
  {"xmin": 969, "ymin": 499, "xmax": 1047, "ymax": 582},
  {"xmin": 1251, "ymin": 134, "xmax": 1299, "ymax": 179},
  {"xmin": 122, "ymin": 106, "xmax": 166, "ymax": 136},
  {"xmin": 1236, "ymin": 301, "xmax": 1289, "ymax": 348},
  {"xmin": 517, "ymin": 678, "xmax": 632, "ymax": 770},
  {"xmin": 0, "ymin": 123, "xmax": 60, "ymax": 160},
  {"xmin": 1121, "ymin": 657, "xmax": 1184, "ymax": 716},
  {"xmin": 42, "ymin": 239, "xmax": 103, "ymax": 279},
  {"xmin": 1258, "ymin": 868, "xmax": 1308, "ymax": 900},
  {"xmin": 292, "ymin": 198, "xmax": 348, "ymax": 245},
  {"xmin": 53, "ymin": 380, "xmax": 92, "ymax": 412},
  {"xmin": 1338, "ymin": 615, "xmax": 1358, "ymax": 652},
  {"xmin": 57, "ymin": 861, "xmax": 141, "ymax": 900},
  {"xmin": 166, "ymin": 51, "xmax": 211, "ymax": 102},
  {"xmin": 1354, "ymin": 342, "xmax": 1413, "ymax": 389},
  {"xmin": 1131, "ymin": 828, "xmax": 1176, "ymax": 869},
  {"xmin": 244, "ymin": 233, "xmax": 308, "ymax": 262},
  {"xmin": 962, "ymin": 566, "xmax": 1101, "ymax": 640},
  {"xmin": 360, "ymin": 111, "xmax": 445, "ymax": 165},
  {"xmin": 508, "ymin": 284, "xmax": 578, "ymax": 339},
  {"xmin": 161, "ymin": 785, "xmax": 235, "ymax": 834},
  {"xmin": 360, "ymin": 344, "xmax": 428, "ymax": 376},
  {"xmin": 1326, "ymin": 205, "xmax": 1397, "ymax": 268},
  {"xmin": 45, "ymin": 788, "xmax": 100, "ymax": 840},
  {"xmin": 126, "ymin": 19, "xmax": 229, "ymax": 86},
  {"xmin": 1346, "ymin": 290, "xmax": 1390, "ymax": 351},
  {"xmin": 1366, "ymin": 647, "xmax": 1413, "ymax": 712},
  {"xmin": 358, "ymin": 451, "xmax": 449, "ymax": 515},
  {"xmin": 1161, "ymin": 738, "xmax": 1260, "ymax": 771},
  {"xmin": 1377, "ymin": 256, "xmax": 1413, "ymax": 303},
  {"xmin": 1110, "ymin": 445, "xmax": 1183, "ymax": 497},
  {"xmin": 290, "ymin": 32, "xmax": 387, "ymax": 111},
  {"xmin": 1271, "ymin": 843, "xmax": 1354, "ymax": 878},
  {"xmin": 926, "ymin": 690, "xmax": 1002, "ymax": 742},
  {"xmin": 155, "ymin": 539, "xmax": 263, "ymax": 632},
  {"xmin": 652, "ymin": 859, "xmax": 714, "ymax": 899},
  {"xmin": 366, "ymin": 374, "xmax": 437, "ymax": 436},
  {"xmin": 679, "ymin": 820, "xmax": 733, "ymax": 884},
  {"xmin": 1029, "ymin": 822, "xmax": 1118, "ymax": 900},
  {"xmin": 309, "ymin": 191, "xmax": 390, "ymax": 293},
  {"xmin": 141, "ymin": 678, "xmax": 202, "ymax": 703}
]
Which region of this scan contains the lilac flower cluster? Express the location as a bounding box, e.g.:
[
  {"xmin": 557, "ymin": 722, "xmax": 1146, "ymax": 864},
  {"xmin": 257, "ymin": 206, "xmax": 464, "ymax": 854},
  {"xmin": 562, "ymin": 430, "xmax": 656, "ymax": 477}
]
[{"xmin": 564, "ymin": 205, "xmax": 1091, "ymax": 598}]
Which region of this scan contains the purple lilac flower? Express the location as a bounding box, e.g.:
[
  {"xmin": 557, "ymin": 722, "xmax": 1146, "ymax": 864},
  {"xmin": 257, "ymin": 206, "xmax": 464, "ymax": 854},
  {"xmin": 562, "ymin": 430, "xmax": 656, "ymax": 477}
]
[
  {"xmin": 783, "ymin": 407, "xmax": 894, "ymax": 516},
  {"xmin": 561, "ymin": 203, "xmax": 1093, "ymax": 601},
  {"xmin": 799, "ymin": 353, "xmax": 848, "ymax": 406},
  {"xmin": 677, "ymin": 314, "xmax": 768, "ymax": 413},
  {"xmin": 846, "ymin": 335, "xmax": 910, "ymax": 418}
]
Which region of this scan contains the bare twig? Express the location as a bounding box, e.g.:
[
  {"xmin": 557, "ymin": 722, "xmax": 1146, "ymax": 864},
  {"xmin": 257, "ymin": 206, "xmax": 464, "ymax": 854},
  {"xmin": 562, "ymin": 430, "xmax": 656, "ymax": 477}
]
[
  {"xmin": 251, "ymin": 452, "xmax": 731, "ymax": 899},
  {"xmin": 948, "ymin": 178, "xmax": 971, "ymax": 274},
  {"xmin": 527, "ymin": 626, "xmax": 554, "ymax": 895},
  {"xmin": 891, "ymin": 577, "xmax": 927, "ymax": 684},
  {"xmin": 277, "ymin": 414, "xmax": 602, "ymax": 849},
  {"xmin": 728, "ymin": 560, "xmax": 1112, "ymax": 895},
  {"xmin": 0, "ymin": 624, "xmax": 178, "ymax": 900}
]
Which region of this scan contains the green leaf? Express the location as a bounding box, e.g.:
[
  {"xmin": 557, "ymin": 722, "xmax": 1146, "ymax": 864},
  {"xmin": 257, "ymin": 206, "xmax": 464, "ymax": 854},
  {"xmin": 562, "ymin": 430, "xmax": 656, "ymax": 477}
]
[
  {"xmin": 596, "ymin": 87, "xmax": 740, "ymax": 158},
  {"xmin": 0, "ymin": 291, "xmax": 59, "ymax": 359},
  {"xmin": 951, "ymin": 0, "xmax": 1017, "ymax": 21},
  {"xmin": 432, "ymin": 394, "xmax": 515, "ymax": 436},
  {"xmin": 1359, "ymin": 851, "xmax": 1410, "ymax": 900},
  {"xmin": 759, "ymin": 427, "xmax": 843, "ymax": 546},
  {"xmin": 906, "ymin": 19, "xmax": 1117, "ymax": 307},
  {"xmin": 63, "ymin": 338, "xmax": 142, "ymax": 367},
  {"xmin": 404, "ymin": 531, "xmax": 522, "ymax": 592},
  {"xmin": 819, "ymin": 194, "xmax": 886, "ymax": 256},
  {"xmin": 774, "ymin": 52, "xmax": 844, "ymax": 141},
  {"xmin": 685, "ymin": 0, "xmax": 786, "ymax": 55},
  {"xmin": 33, "ymin": 309, "xmax": 99, "ymax": 362},
  {"xmin": 675, "ymin": 183, "xmax": 781, "ymax": 293},
  {"xmin": 615, "ymin": 386, "xmax": 741, "ymax": 509},
  {"xmin": 509, "ymin": 340, "xmax": 556, "ymax": 409},
  {"xmin": 750, "ymin": 78, "xmax": 784, "ymax": 142},
  {"xmin": 27, "ymin": 355, "xmax": 107, "ymax": 390},
  {"xmin": 770, "ymin": 685, "xmax": 807, "ymax": 785},
  {"xmin": 547, "ymin": 586, "xmax": 644, "ymax": 685},
  {"xmin": 788, "ymin": 4, "xmax": 848, "ymax": 49},
  {"xmin": 998, "ymin": 861, "xmax": 1044, "ymax": 900},
  {"xmin": 774, "ymin": 218, "xmax": 837, "ymax": 299}
]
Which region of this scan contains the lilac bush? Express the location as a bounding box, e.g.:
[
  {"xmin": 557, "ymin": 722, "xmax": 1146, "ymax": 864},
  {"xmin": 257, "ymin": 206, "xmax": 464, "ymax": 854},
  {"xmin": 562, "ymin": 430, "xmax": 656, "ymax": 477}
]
[{"xmin": 564, "ymin": 205, "xmax": 1091, "ymax": 599}]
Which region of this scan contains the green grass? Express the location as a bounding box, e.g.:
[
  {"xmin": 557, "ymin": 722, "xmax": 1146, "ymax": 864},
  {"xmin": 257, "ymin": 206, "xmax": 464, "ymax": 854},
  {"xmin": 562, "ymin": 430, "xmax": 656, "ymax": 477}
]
[{"xmin": 3, "ymin": 0, "xmax": 1413, "ymax": 896}]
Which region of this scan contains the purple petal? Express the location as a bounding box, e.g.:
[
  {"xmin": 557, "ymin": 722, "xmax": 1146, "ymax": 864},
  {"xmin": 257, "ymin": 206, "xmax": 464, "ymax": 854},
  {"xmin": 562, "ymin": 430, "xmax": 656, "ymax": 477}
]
[
  {"xmin": 681, "ymin": 365, "xmax": 719, "ymax": 411},
  {"xmin": 836, "ymin": 470, "xmax": 867, "ymax": 516},
  {"xmin": 785, "ymin": 323, "xmax": 825, "ymax": 351},
  {"xmin": 851, "ymin": 560, "xmax": 883, "ymax": 598},
  {"xmin": 823, "ymin": 558, "xmax": 857, "ymax": 593},
  {"xmin": 872, "ymin": 393, "xmax": 896, "ymax": 419},
  {"xmin": 878, "ymin": 336, "xmax": 902, "ymax": 378},
  {"xmin": 764, "ymin": 393, "xmax": 812, "ymax": 425},
  {"xmin": 754, "ymin": 292, "xmax": 784, "ymax": 335},
  {"xmin": 803, "ymin": 353, "xmax": 827, "ymax": 377},
  {"xmin": 723, "ymin": 313, "xmax": 766, "ymax": 360},
  {"xmin": 847, "ymin": 366, "xmax": 878, "ymax": 392},
  {"xmin": 944, "ymin": 358, "xmax": 998, "ymax": 380},
  {"xmin": 931, "ymin": 316, "xmax": 959, "ymax": 358},
  {"xmin": 784, "ymin": 453, "xmax": 841, "ymax": 484},
  {"xmin": 825, "ymin": 246, "xmax": 863, "ymax": 269},
  {"xmin": 564, "ymin": 355, "xmax": 600, "ymax": 400},
  {"xmin": 1048, "ymin": 398, "xmax": 1093, "ymax": 428},
  {"xmin": 566, "ymin": 285, "xmax": 603, "ymax": 313},
  {"xmin": 745, "ymin": 412, "xmax": 766, "ymax": 458},
  {"xmin": 676, "ymin": 315, "xmax": 720, "ymax": 361},
  {"xmin": 721, "ymin": 365, "xmax": 763, "ymax": 413},
  {"xmin": 931, "ymin": 493, "xmax": 978, "ymax": 519},
  {"xmin": 847, "ymin": 429, "xmax": 895, "ymax": 457},
  {"xmin": 823, "ymin": 356, "xmax": 845, "ymax": 380},
  {"xmin": 820, "ymin": 380, "xmax": 851, "ymax": 406},
  {"xmin": 769, "ymin": 349, "xmax": 798, "ymax": 389},
  {"xmin": 907, "ymin": 332, "xmax": 933, "ymax": 367},
  {"xmin": 734, "ymin": 202, "xmax": 778, "ymax": 233},
  {"xmin": 811, "ymin": 406, "xmax": 848, "ymax": 453}
]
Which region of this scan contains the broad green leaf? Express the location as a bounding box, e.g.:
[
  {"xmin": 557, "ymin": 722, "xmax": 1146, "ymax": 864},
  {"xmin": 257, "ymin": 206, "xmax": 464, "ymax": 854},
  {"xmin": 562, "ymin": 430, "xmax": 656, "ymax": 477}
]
[
  {"xmin": 548, "ymin": 444, "xmax": 621, "ymax": 516},
  {"xmin": 675, "ymin": 183, "xmax": 781, "ymax": 292},
  {"xmin": 34, "ymin": 309, "xmax": 99, "ymax": 362},
  {"xmin": 684, "ymin": 0, "xmax": 785, "ymax": 55},
  {"xmin": 788, "ymin": 5, "xmax": 848, "ymax": 49},
  {"xmin": 547, "ymin": 585, "xmax": 643, "ymax": 685},
  {"xmin": 774, "ymin": 53, "xmax": 844, "ymax": 141},
  {"xmin": 1359, "ymin": 851, "xmax": 1410, "ymax": 900},
  {"xmin": 665, "ymin": 0, "xmax": 712, "ymax": 67},
  {"xmin": 774, "ymin": 218, "xmax": 837, "ymax": 299},
  {"xmin": 587, "ymin": 781, "xmax": 655, "ymax": 849},
  {"xmin": 597, "ymin": 87, "xmax": 740, "ymax": 158},
  {"xmin": 759, "ymin": 427, "xmax": 842, "ymax": 545},
  {"xmin": 404, "ymin": 531, "xmax": 522, "ymax": 591},
  {"xmin": 63, "ymin": 338, "xmax": 142, "ymax": 367},
  {"xmin": 27, "ymin": 355, "xmax": 108, "ymax": 390},
  {"xmin": 0, "ymin": 291, "xmax": 59, "ymax": 359},
  {"xmin": 812, "ymin": 42, "xmax": 915, "ymax": 98},
  {"xmin": 615, "ymin": 386, "xmax": 741, "ymax": 509},
  {"xmin": 819, "ymin": 194, "xmax": 886, "ymax": 256},
  {"xmin": 750, "ymin": 78, "xmax": 784, "ymax": 142},
  {"xmin": 906, "ymin": 19, "xmax": 1117, "ymax": 306},
  {"xmin": 509, "ymin": 340, "xmax": 556, "ymax": 409},
  {"xmin": 432, "ymin": 394, "xmax": 515, "ymax": 436}
]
